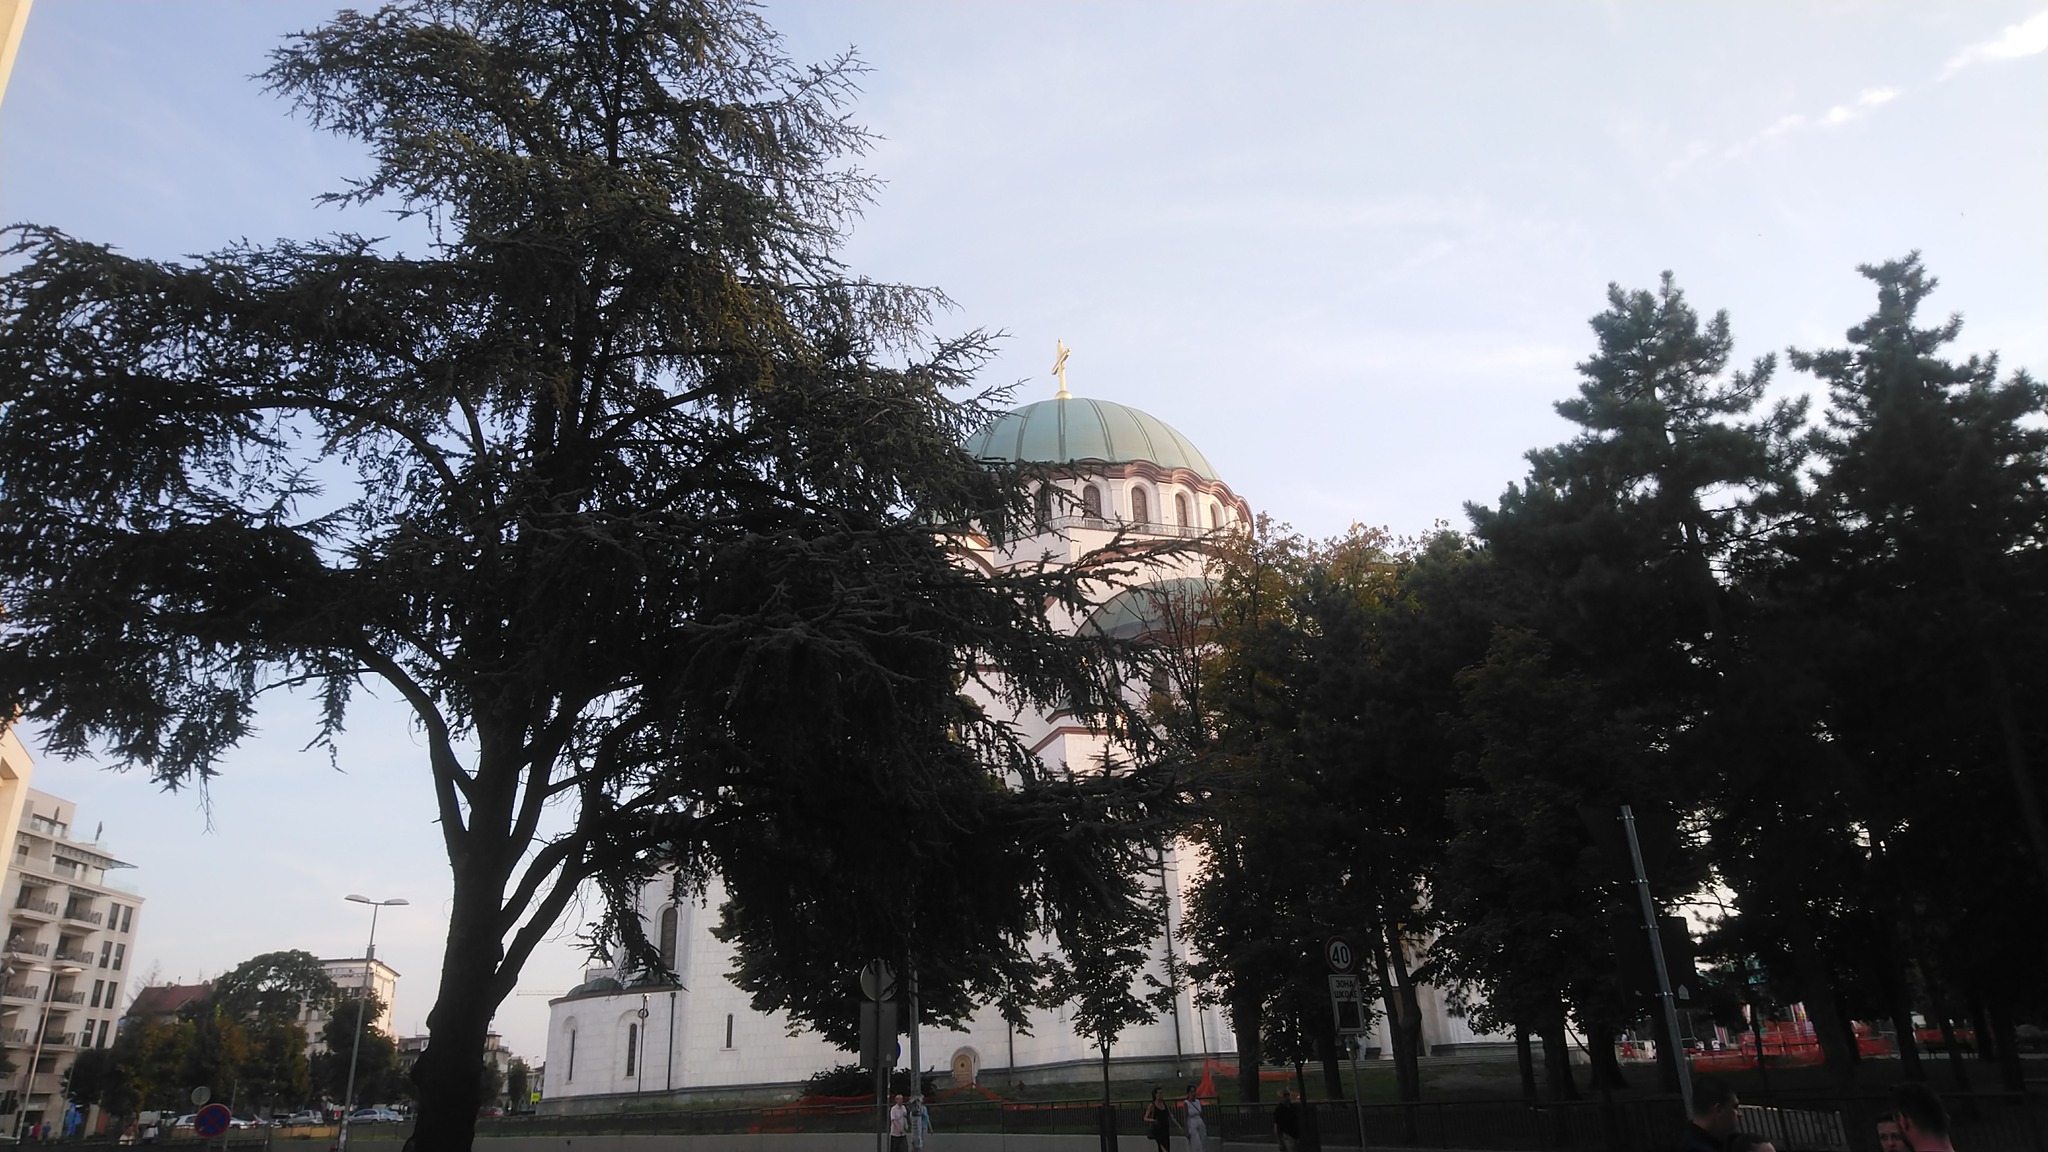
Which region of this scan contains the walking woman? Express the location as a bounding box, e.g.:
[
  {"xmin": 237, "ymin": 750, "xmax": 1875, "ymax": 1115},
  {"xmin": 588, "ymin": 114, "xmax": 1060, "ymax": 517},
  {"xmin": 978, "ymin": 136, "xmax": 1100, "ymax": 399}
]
[
  {"xmin": 1181, "ymin": 1084, "xmax": 1207, "ymax": 1152},
  {"xmin": 1144, "ymin": 1087, "xmax": 1173, "ymax": 1152}
]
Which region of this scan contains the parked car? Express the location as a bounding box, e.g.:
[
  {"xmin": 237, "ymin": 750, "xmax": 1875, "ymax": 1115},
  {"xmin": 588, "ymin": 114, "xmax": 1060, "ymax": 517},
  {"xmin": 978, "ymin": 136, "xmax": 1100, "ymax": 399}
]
[
  {"xmin": 278, "ymin": 1111, "xmax": 325, "ymax": 1127},
  {"xmin": 347, "ymin": 1107, "xmax": 404, "ymax": 1124}
]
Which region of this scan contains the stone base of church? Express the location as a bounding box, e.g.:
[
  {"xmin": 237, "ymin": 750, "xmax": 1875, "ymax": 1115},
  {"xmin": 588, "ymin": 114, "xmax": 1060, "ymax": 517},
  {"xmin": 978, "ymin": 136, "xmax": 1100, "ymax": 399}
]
[{"xmin": 1426, "ymin": 1041, "xmax": 1522, "ymax": 1059}]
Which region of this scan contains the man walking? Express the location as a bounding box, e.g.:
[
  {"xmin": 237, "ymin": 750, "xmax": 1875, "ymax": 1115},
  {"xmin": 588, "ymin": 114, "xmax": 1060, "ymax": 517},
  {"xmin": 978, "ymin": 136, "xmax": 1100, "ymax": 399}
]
[
  {"xmin": 1891, "ymin": 1083, "xmax": 1957, "ymax": 1151},
  {"xmin": 889, "ymin": 1094, "xmax": 909, "ymax": 1152},
  {"xmin": 1273, "ymin": 1090, "xmax": 1301, "ymax": 1152},
  {"xmin": 1679, "ymin": 1077, "xmax": 1741, "ymax": 1151}
]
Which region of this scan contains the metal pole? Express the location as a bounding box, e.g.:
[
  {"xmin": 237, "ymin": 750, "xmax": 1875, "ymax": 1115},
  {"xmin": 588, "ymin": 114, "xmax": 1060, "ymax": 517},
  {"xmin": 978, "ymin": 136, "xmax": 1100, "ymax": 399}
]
[
  {"xmin": 338, "ymin": 903, "xmax": 381, "ymax": 1152},
  {"xmin": 1348, "ymin": 1038, "xmax": 1368, "ymax": 1151},
  {"xmin": 1620, "ymin": 805, "xmax": 1693, "ymax": 1117},
  {"xmin": 666, "ymin": 989, "xmax": 677, "ymax": 1092}
]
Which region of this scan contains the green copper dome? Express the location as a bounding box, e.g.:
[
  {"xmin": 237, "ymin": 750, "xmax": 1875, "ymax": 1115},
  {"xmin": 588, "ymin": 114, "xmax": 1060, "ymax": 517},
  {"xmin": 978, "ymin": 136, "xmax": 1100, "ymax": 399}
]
[{"xmin": 964, "ymin": 397, "xmax": 1220, "ymax": 482}]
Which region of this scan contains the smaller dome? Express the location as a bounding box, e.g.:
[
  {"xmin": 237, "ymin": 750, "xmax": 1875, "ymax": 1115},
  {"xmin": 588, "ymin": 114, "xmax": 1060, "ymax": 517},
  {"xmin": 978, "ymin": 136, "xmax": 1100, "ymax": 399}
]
[
  {"xmin": 567, "ymin": 975, "xmax": 623, "ymax": 997},
  {"xmin": 1081, "ymin": 577, "xmax": 1213, "ymax": 640},
  {"xmin": 966, "ymin": 397, "xmax": 1220, "ymax": 481}
]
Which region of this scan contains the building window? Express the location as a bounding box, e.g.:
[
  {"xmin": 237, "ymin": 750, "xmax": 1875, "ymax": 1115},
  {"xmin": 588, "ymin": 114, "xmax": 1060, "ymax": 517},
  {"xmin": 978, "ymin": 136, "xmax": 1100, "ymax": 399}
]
[
  {"xmin": 98, "ymin": 1019, "xmax": 111, "ymax": 1047},
  {"xmin": 1130, "ymin": 487, "xmax": 1149, "ymax": 525},
  {"xmin": 566, "ymin": 1029, "xmax": 577, "ymax": 1082},
  {"xmin": 1175, "ymin": 493, "xmax": 1190, "ymax": 526},
  {"xmin": 105, "ymin": 983, "xmax": 117, "ymax": 1012},
  {"xmin": 1081, "ymin": 485, "xmax": 1103, "ymax": 519},
  {"xmin": 98, "ymin": 941, "xmax": 110, "ymax": 969},
  {"xmin": 1209, "ymin": 502, "xmax": 1223, "ymax": 528},
  {"xmin": 112, "ymin": 943, "xmax": 125, "ymax": 970},
  {"xmin": 625, "ymin": 1023, "xmax": 638, "ymax": 1077},
  {"xmin": 90, "ymin": 980, "xmax": 103, "ymax": 1009},
  {"xmin": 724, "ymin": 1014, "xmax": 735, "ymax": 1050},
  {"xmin": 120, "ymin": 906, "xmax": 132, "ymax": 933},
  {"xmin": 658, "ymin": 906, "xmax": 678, "ymax": 972}
]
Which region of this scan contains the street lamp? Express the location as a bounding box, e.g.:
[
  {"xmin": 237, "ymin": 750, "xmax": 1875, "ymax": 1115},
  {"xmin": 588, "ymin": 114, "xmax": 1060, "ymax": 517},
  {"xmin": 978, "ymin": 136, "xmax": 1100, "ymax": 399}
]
[
  {"xmin": 7, "ymin": 961, "xmax": 84, "ymax": 1141},
  {"xmin": 336, "ymin": 895, "xmax": 406, "ymax": 1152}
]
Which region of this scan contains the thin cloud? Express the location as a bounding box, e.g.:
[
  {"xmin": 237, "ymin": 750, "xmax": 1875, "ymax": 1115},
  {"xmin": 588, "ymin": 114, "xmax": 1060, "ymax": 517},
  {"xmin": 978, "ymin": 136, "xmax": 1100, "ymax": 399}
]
[
  {"xmin": 1943, "ymin": 9, "xmax": 2048, "ymax": 77},
  {"xmin": 1725, "ymin": 87, "xmax": 1903, "ymax": 159}
]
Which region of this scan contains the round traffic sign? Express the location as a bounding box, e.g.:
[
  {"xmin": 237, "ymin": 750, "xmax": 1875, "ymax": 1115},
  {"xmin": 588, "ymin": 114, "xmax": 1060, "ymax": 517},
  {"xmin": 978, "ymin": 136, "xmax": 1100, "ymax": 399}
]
[
  {"xmin": 190, "ymin": 1086, "xmax": 211, "ymax": 1107},
  {"xmin": 859, "ymin": 959, "xmax": 897, "ymax": 1001},
  {"xmin": 1324, "ymin": 936, "xmax": 1357, "ymax": 975},
  {"xmin": 194, "ymin": 1103, "xmax": 233, "ymax": 1139}
]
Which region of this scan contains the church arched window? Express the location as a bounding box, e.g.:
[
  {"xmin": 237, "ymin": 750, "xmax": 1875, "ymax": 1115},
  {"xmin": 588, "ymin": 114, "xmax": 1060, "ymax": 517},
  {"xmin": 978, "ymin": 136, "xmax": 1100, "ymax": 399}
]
[
  {"xmin": 1130, "ymin": 487, "xmax": 1149, "ymax": 525},
  {"xmin": 625, "ymin": 1022, "xmax": 639, "ymax": 1077},
  {"xmin": 1035, "ymin": 485, "xmax": 1053, "ymax": 528},
  {"xmin": 564, "ymin": 1021, "xmax": 578, "ymax": 1082},
  {"xmin": 1209, "ymin": 502, "xmax": 1223, "ymax": 528},
  {"xmin": 1175, "ymin": 493, "xmax": 1190, "ymax": 527},
  {"xmin": 1082, "ymin": 484, "xmax": 1103, "ymax": 519},
  {"xmin": 658, "ymin": 905, "xmax": 678, "ymax": 972}
]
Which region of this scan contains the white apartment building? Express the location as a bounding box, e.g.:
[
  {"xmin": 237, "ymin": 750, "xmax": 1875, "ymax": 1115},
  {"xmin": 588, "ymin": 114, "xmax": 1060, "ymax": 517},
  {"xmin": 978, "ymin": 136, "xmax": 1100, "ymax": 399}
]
[
  {"xmin": 1, "ymin": 761, "xmax": 145, "ymax": 1135},
  {"xmin": 301, "ymin": 956, "xmax": 398, "ymax": 1053}
]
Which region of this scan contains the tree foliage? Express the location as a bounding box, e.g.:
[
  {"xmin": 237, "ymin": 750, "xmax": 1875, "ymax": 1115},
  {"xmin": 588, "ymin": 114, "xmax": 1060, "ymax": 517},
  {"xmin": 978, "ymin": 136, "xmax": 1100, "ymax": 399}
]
[{"xmin": 0, "ymin": 3, "xmax": 1166, "ymax": 1147}]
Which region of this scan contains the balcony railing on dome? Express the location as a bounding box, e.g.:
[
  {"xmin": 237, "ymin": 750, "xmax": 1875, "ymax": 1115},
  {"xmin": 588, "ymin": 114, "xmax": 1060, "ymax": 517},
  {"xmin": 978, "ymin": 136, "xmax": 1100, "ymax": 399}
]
[{"xmin": 1042, "ymin": 515, "xmax": 1210, "ymax": 539}]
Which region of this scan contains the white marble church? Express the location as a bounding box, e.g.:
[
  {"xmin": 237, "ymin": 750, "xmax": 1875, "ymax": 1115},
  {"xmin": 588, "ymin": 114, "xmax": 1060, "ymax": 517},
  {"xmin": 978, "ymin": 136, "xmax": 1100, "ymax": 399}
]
[{"xmin": 541, "ymin": 381, "xmax": 1500, "ymax": 1110}]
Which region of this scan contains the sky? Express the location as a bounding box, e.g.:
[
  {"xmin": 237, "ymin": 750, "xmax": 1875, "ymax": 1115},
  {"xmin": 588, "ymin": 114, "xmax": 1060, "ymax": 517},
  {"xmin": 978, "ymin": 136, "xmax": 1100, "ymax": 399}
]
[{"xmin": 2, "ymin": 1, "xmax": 2044, "ymax": 1065}]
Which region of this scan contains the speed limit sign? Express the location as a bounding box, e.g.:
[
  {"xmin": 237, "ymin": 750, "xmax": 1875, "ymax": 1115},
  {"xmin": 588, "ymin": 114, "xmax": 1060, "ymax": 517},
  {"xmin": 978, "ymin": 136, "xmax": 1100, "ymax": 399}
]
[{"xmin": 1324, "ymin": 936, "xmax": 1357, "ymax": 975}]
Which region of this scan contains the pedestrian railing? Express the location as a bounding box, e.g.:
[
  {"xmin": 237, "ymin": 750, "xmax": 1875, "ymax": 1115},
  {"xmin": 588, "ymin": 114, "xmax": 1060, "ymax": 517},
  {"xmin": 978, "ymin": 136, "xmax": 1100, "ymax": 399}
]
[{"xmin": 470, "ymin": 1087, "xmax": 2048, "ymax": 1152}]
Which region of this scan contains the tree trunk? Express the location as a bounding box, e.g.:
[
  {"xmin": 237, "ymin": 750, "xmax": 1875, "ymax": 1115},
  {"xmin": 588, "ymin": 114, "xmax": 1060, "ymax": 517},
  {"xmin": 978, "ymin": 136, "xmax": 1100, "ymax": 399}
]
[
  {"xmin": 1987, "ymin": 1002, "xmax": 2026, "ymax": 1093},
  {"xmin": 1514, "ymin": 1023, "xmax": 1537, "ymax": 1103},
  {"xmin": 1233, "ymin": 991, "xmax": 1264, "ymax": 1104},
  {"xmin": 1373, "ymin": 923, "xmax": 1424, "ymax": 1104},
  {"xmin": 406, "ymin": 849, "xmax": 510, "ymax": 1151},
  {"xmin": 1789, "ymin": 932, "xmax": 1856, "ymax": 1084},
  {"xmin": 1540, "ymin": 1015, "xmax": 1578, "ymax": 1102},
  {"xmin": 1314, "ymin": 1024, "xmax": 1344, "ymax": 1101},
  {"xmin": 1585, "ymin": 1019, "xmax": 1627, "ymax": 1091}
]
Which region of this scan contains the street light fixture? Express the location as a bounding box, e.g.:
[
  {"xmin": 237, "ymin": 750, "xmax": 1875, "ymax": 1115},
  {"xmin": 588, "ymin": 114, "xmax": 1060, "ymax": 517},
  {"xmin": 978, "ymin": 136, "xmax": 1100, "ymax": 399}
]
[
  {"xmin": 336, "ymin": 895, "xmax": 406, "ymax": 1152},
  {"xmin": 7, "ymin": 960, "xmax": 85, "ymax": 1142}
]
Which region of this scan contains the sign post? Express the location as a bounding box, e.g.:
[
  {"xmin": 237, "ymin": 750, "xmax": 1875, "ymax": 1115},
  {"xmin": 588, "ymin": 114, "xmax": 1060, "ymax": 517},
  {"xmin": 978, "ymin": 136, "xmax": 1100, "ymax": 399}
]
[
  {"xmin": 1325, "ymin": 937, "xmax": 1369, "ymax": 1151},
  {"xmin": 859, "ymin": 961, "xmax": 896, "ymax": 1152}
]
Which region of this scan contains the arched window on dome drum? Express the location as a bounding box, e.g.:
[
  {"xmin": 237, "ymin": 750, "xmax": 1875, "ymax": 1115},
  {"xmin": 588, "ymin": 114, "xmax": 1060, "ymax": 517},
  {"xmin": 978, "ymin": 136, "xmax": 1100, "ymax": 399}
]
[
  {"xmin": 1130, "ymin": 487, "xmax": 1149, "ymax": 525},
  {"xmin": 1175, "ymin": 493, "xmax": 1190, "ymax": 527},
  {"xmin": 1082, "ymin": 484, "xmax": 1103, "ymax": 519},
  {"xmin": 1035, "ymin": 485, "xmax": 1053, "ymax": 528},
  {"xmin": 1209, "ymin": 502, "xmax": 1223, "ymax": 528},
  {"xmin": 658, "ymin": 905, "xmax": 678, "ymax": 971}
]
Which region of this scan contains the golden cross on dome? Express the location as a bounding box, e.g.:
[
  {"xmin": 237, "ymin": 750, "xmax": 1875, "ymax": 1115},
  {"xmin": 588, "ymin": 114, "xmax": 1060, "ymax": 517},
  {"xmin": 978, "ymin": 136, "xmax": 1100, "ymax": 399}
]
[{"xmin": 1052, "ymin": 339, "xmax": 1071, "ymax": 399}]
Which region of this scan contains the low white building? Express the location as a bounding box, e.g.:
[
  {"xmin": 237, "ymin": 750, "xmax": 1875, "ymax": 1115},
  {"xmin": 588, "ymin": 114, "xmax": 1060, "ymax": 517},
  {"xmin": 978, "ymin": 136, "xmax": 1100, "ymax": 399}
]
[{"xmin": 542, "ymin": 388, "xmax": 1502, "ymax": 1110}]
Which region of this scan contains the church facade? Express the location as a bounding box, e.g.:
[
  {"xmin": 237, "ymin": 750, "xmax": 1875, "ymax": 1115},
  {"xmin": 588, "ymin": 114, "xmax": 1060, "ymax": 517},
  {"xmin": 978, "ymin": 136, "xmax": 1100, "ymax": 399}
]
[{"xmin": 540, "ymin": 389, "xmax": 1500, "ymax": 1110}]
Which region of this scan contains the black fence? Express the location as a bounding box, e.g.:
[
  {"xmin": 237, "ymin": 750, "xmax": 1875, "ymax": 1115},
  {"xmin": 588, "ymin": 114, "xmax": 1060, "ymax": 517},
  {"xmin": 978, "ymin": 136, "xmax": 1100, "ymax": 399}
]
[{"xmin": 91, "ymin": 1088, "xmax": 2041, "ymax": 1152}]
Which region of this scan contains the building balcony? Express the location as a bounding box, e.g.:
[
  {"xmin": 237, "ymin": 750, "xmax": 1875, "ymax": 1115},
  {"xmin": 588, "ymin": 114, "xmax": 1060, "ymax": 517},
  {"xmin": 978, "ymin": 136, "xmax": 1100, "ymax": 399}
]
[
  {"xmin": 4, "ymin": 939, "xmax": 49, "ymax": 959},
  {"xmin": 2, "ymin": 1028, "xmax": 26, "ymax": 1045},
  {"xmin": 52, "ymin": 949, "xmax": 94, "ymax": 966},
  {"xmin": 41, "ymin": 1031, "xmax": 79, "ymax": 1048},
  {"xmin": 52, "ymin": 991, "xmax": 85, "ymax": 1005},
  {"xmin": 11, "ymin": 898, "xmax": 58, "ymax": 920},
  {"xmin": 1, "ymin": 983, "xmax": 40, "ymax": 1001},
  {"xmin": 60, "ymin": 907, "xmax": 103, "ymax": 927}
]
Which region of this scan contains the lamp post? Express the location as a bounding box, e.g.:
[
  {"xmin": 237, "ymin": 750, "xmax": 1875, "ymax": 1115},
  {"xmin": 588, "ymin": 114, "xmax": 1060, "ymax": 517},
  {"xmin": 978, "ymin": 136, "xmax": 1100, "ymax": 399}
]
[
  {"xmin": 8, "ymin": 961, "xmax": 84, "ymax": 1141},
  {"xmin": 336, "ymin": 894, "xmax": 406, "ymax": 1152}
]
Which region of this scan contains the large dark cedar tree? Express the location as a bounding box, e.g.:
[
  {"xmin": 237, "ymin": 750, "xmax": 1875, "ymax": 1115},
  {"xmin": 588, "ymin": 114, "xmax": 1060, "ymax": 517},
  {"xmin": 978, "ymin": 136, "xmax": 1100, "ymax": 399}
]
[{"xmin": 0, "ymin": 3, "xmax": 1167, "ymax": 1146}]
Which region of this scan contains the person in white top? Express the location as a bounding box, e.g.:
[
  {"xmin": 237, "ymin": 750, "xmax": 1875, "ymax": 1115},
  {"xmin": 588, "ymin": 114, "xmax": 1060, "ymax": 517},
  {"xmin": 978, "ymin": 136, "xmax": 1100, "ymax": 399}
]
[
  {"xmin": 888, "ymin": 1094, "xmax": 909, "ymax": 1152},
  {"xmin": 1181, "ymin": 1084, "xmax": 1207, "ymax": 1152}
]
